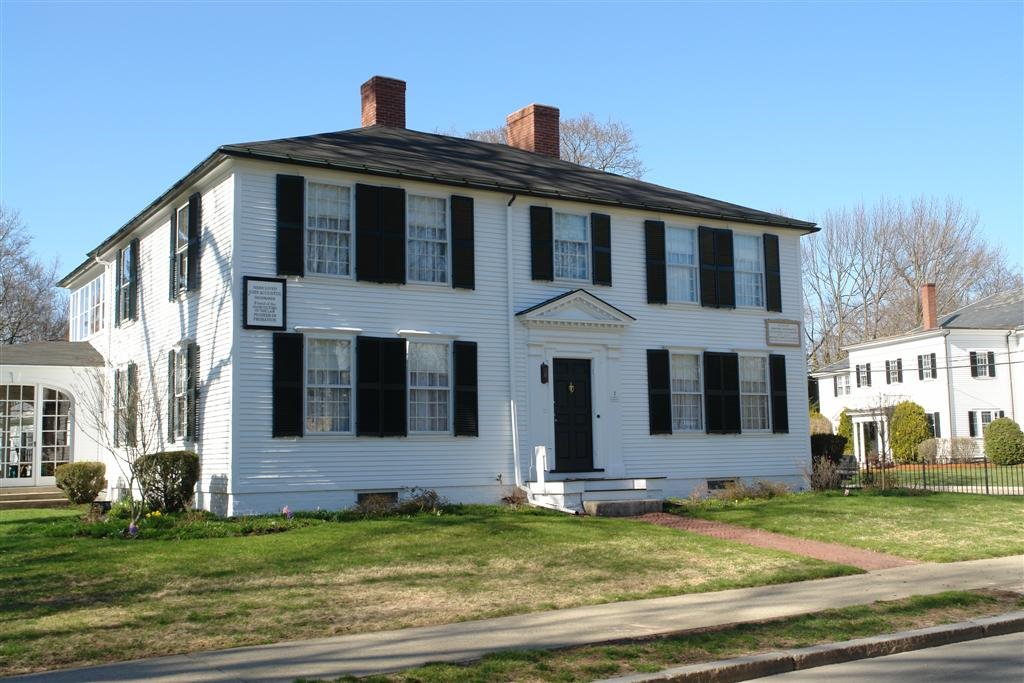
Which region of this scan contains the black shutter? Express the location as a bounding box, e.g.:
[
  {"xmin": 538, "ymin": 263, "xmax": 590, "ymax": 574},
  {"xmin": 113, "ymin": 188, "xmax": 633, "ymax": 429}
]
[
  {"xmin": 356, "ymin": 184, "xmax": 381, "ymax": 282},
  {"xmin": 167, "ymin": 350, "xmax": 175, "ymax": 441},
  {"xmin": 897, "ymin": 358, "xmax": 903, "ymax": 383},
  {"xmin": 113, "ymin": 368, "xmax": 122, "ymax": 446},
  {"xmin": 356, "ymin": 336, "xmax": 381, "ymax": 436},
  {"xmin": 865, "ymin": 362, "xmax": 872, "ymax": 387},
  {"xmin": 127, "ymin": 239, "xmax": 140, "ymax": 321},
  {"xmin": 451, "ymin": 196, "xmax": 475, "ymax": 290},
  {"xmin": 356, "ymin": 336, "xmax": 407, "ymax": 437},
  {"xmin": 698, "ymin": 227, "xmax": 717, "ymax": 307},
  {"xmin": 272, "ymin": 332, "xmax": 304, "ymax": 437},
  {"xmin": 933, "ymin": 412, "xmax": 941, "ymax": 438},
  {"xmin": 833, "ymin": 376, "xmax": 839, "ymax": 398},
  {"xmin": 968, "ymin": 411, "xmax": 977, "ymax": 437},
  {"xmin": 715, "ymin": 230, "xmax": 735, "ymax": 308},
  {"xmin": 380, "ymin": 187, "xmax": 406, "ymax": 284},
  {"xmin": 699, "ymin": 227, "xmax": 735, "ymax": 308},
  {"xmin": 169, "ymin": 209, "xmax": 178, "ymax": 300},
  {"xmin": 530, "ymin": 206, "xmax": 553, "ymax": 281},
  {"xmin": 917, "ymin": 355, "xmax": 924, "ymax": 380},
  {"xmin": 126, "ymin": 362, "xmax": 138, "ymax": 446},
  {"xmin": 704, "ymin": 352, "xmax": 741, "ymax": 434},
  {"xmin": 186, "ymin": 192, "xmax": 201, "ymax": 291},
  {"xmin": 646, "ymin": 350, "xmax": 672, "ymax": 435},
  {"xmin": 856, "ymin": 365, "xmax": 862, "ymax": 388},
  {"xmin": 187, "ymin": 342, "xmax": 199, "ymax": 442},
  {"xmin": 453, "ymin": 341, "xmax": 478, "ymax": 436},
  {"xmin": 970, "ymin": 351, "xmax": 979, "ymax": 377},
  {"xmin": 763, "ymin": 233, "xmax": 782, "ymax": 312},
  {"xmin": 276, "ymin": 174, "xmax": 305, "ymax": 277},
  {"xmin": 925, "ymin": 412, "xmax": 935, "ymax": 437},
  {"xmin": 644, "ymin": 220, "xmax": 667, "ymax": 304},
  {"xmin": 987, "ymin": 351, "xmax": 996, "ymax": 377},
  {"xmin": 591, "ymin": 213, "xmax": 612, "ymax": 286},
  {"xmin": 930, "ymin": 353, "xmax": 937, "ymax": 379},
  {"xmin": 115, "ymin": 248, "xmax": 123, "ymax": 327},
  {"xmin": 769, "ymin": 354, "xmax": 789, "ymax": 434},
  {"xmin": 885, "ymin": 360, "xmax": 892, "ymax": 385},
  {"xmin": 998, "ymin": 410, "xmax": 1005, "ymax": 419}
]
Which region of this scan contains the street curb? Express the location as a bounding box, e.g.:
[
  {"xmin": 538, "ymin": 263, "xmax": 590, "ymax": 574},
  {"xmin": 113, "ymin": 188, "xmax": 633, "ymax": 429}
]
[{"xmin": 593, "ymin": 610, "xmax": 1024, "ymax": 683}]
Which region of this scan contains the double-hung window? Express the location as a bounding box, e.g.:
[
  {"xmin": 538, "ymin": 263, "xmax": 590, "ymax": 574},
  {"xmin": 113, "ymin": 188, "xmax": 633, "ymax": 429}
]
[
  {"xmin": 174, "ymin": 204, "xmax": 189, "ymax": 293},
  {"xmin": 968, "ymin": 409, "xmax": 1002, "ymax": 437},
  {"xmin": 408, "ymin": 341, "xmax": 450, "ymax": 433},
  {"xmin": 666, "ymin": 227, "xmax": 698, "ymax": 303},
  {"xmin": 734, "ymin": 234, "xmax": 764, "ymax": 308},
  {"xmin": 305, "ymin": 338, "xmax": 353, "ymax": 433},
  {"xmin": 70, "ymin": 275, "xmax": 104, "ymax": 341},
  {"xmin": 885, "ymin": 359, "xmax": 902, "ymax": 384},
  {"xmin": 118, "ymin": 245, "xmax": 133, "ymax": 322},
  {"xmin": 836, "ymin": 374, "xmax": 851, "ymax": 395},
  {"xmin": 407, "ymin": 195, "xmax": 449, "ymax": 283},
  {"xmin": 306, "ymin": 182, "xmax": 352, "ymax": 276},
  {"xmin": 856, "ymin": 363, "xmax": 872, "ymax": 387},
  {"xmin": 670, "ymin": 353, "xmax": 702, "ymax": 431},
  {"xmin": 172, "ymin": 348, "xmax": 189, "ymax": 441},
  {"xmin": 918, "ymin": 354, "xmax": 936, "ymax": 380},
  {"xmin": 739, "ymin": 356, "xmax": 770, "ymax": 431},
  {"xmin": 553, "ymin": 212, "xmax": 589, "ymax": 281}
]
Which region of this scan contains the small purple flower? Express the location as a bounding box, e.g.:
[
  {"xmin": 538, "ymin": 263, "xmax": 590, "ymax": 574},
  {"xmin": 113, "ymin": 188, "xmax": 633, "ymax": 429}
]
[
  {"xmin": 282, "ymin": 505, "xmax": 293, "ymax": 520},
  {"xmin": 127, "ymin": 523, "xmax": 139, "ymax": 537}
]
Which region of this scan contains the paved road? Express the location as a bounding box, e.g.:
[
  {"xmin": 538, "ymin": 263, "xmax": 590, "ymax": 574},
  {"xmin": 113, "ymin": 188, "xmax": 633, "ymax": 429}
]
[{"xmin": 762, "ymin": 632, "xmax": 1024, "ymax": 681}]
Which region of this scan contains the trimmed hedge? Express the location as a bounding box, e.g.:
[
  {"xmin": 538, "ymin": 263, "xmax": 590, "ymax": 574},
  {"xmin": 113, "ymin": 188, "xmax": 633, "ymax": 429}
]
[
  {"xmin": 55, "ymin": 462, "xmax": 107, "ymax": 504},
  {"xmin": 837, "ymin": 410, "xmax": 854, "ymax": 454},
  {"xmin": 890, "ymin": 401, "xmax": 931, "ymax": 464},
  {"xmin": 811, "ymin": 434, "xmax": 848, "ymax": 464},
  {"xmin": 984, "ymin": 418, "xmax": 1024, "ymax": 466},
  {"xmin": 136, "ymin": 451, "xmax": 200, "ymax": 512}
]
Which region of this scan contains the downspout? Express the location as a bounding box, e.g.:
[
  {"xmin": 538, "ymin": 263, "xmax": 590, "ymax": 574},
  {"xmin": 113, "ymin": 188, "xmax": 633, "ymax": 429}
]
[
  {"xmin": 505, "ymin": 194, "xmax": 523, "ymax": 489},
  {"xmin": 944, "ymin": 332, "xmax": 956, "ymax": 438}
]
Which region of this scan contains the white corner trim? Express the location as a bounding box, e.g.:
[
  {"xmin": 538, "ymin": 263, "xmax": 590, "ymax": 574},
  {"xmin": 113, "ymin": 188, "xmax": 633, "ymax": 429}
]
[{"xmin": 294, "ymin": 326, "xmax": 363, "ymax": 334}]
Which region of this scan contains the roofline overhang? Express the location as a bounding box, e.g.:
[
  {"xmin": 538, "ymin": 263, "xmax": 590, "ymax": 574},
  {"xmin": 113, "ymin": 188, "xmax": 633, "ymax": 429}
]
[
  {"xmin": 219, "ymin": 146, "xmax": 819, "ymax": 233},
  {"xmin": 841, "ymin": 328, "xmax": 950, "ymax": 353}
]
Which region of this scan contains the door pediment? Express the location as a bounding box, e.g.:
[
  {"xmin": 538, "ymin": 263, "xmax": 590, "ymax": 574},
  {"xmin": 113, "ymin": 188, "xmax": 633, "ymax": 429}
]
[{"xmin": 516, "ymin": 289, "xmax": 635, "ymax": 331}]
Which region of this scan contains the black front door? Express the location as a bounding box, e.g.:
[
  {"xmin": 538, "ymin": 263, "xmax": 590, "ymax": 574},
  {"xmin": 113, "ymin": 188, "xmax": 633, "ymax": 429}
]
[{"xmin": 553, "ymin": 358, "xmax": 594, "ymax": 472}]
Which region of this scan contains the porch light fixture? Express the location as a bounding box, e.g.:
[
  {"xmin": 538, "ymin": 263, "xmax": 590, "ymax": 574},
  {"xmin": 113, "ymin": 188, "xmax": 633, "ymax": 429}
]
[{"xmin": 540, "ymin": 362, "xmax": 549, "ymax": 384}]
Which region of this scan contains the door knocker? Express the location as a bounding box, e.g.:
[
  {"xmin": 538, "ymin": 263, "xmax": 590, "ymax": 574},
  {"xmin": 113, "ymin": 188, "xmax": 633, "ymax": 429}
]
[{"xmin": 568, "ymin": 382, "xmax": 575, "ymax": 394}]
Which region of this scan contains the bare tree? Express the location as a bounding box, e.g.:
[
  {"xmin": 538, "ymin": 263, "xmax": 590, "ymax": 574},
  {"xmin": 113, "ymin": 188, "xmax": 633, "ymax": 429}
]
[
  {"xmin": 0, "ymin": 206, "xmax": 68, "ymax": 344},
  {"xmin": 803, "ymin": 196, "xmax": 1021, "ymax": 370},
  {"xmin": 75, "ymin": 363, "xmax": 166, "ymax": 529},
  {"xmin": 466, "ymin": 113, "xmax": 646, "ymax": 178}
]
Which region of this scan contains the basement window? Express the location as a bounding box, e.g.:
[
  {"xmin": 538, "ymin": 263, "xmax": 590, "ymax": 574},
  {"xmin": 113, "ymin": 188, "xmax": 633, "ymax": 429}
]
[{"xmin": 706, "ymin": 478, "xmax": 737, "ymax": 491}]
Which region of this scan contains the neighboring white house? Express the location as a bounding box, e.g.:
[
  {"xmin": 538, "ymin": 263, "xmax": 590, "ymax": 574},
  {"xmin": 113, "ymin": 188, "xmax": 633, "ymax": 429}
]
[
  {"xmin": 16, "ymin": 76, "xmax": 820, "ymax": 515},
  {"xmin": 813, "ymin": 285, "xmax": 1024, "ymax": 462}
]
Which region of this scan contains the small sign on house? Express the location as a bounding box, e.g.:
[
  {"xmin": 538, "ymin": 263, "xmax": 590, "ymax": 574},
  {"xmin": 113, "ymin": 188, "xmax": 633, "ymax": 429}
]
[
  {"xmin": 243, "ymin": 276, "xmax": 286, "ymax": 330},
  {"xmin": 765, "ymin": 319, "xmax": 801, "ymax": 347}
]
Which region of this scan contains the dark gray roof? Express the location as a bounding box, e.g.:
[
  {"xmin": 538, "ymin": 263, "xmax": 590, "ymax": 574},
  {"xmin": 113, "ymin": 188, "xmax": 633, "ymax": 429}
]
[
  {"xmin": 0, "ymin": 341, "xmax": 104, "ymax": 367},
  {"xmin": 222, "ymin": 126, "xmax": 817, "ymax": 231},
  {"xmin": 939, "ymin": 288, "xmax": 1024, "ymax": 330},
  {"xmin": 61, "ymin": 125, "xmax": 817, "ymax": 287},
  {"xmin": 810, "ymin": 357, "xmax": 849, "ymax": 375}
]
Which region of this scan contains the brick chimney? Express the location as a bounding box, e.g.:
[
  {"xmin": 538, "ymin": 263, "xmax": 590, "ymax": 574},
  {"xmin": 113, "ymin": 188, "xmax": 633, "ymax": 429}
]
[
  {"xmin": 360, "ymin": 76, "xmax": 406, "ymax": 128},
  {"xmin": 506, "ymin": 104, "xmax": 560, "ymax": 158},
  {"xmin": 921, "ymin": 282, "xmax": 938, "ymax": 330}
]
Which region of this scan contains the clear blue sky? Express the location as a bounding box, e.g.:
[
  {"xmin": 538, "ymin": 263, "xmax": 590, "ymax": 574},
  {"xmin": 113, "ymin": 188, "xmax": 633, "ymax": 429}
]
[{"xmin": 3, "ymin": 1, "xmax": 1022, "ymax": 276}]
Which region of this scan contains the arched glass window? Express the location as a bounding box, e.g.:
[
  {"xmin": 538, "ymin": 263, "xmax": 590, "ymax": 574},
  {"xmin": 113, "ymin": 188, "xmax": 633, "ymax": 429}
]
[
  {"xmin": 41, "ymin": 389, "xmax": 72, "ymax": 477},
  {"xmin": 1, "ymin": 385, "xmax": 35, "ymax": 480}
]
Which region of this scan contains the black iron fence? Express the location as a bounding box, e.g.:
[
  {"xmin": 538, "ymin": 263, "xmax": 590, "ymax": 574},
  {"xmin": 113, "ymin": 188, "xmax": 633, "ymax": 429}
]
[{"xmin": 846, "ymin": 457, "xmax": 1024, "ymax": 495}]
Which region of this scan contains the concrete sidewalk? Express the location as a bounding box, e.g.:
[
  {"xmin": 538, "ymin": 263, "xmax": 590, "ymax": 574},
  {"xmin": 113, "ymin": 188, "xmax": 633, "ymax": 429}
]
[{"xmin": 6, "ymin": 555, "xmax": 1023, "ymax": 683}]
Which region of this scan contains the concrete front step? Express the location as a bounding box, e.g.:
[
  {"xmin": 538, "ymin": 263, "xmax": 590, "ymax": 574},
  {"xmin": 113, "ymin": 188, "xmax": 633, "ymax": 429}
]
[
  {"xmin": 0, "ymin": 498, "xmax": 70, "ymax": 510},
  {"xmin": 582, "ymin": 499, "xmax": 663, "ymax": 517},
  {"xmin": 581, "ymin": 488, "xmax": 663, "ymax": 502},
  {"xmin": 0, "ymin": 489, "xmax": 65, "ymax": 501}
]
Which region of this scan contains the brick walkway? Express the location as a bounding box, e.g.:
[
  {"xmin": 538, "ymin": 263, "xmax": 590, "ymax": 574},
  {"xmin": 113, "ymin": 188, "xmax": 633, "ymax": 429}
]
[{"xmin": 637, "ymin": 513, "xmax": 918, "ymax": 571}]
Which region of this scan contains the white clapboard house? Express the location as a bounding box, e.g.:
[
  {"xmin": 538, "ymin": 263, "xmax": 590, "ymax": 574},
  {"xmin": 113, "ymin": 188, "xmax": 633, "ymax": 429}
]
[
  {"xmin": 813, "ymin": 285, "xmax": 1024, "ymax": 463},
  {"xmin": 12, "ymin": 76, "xmax": 820, "ymax": 515}
]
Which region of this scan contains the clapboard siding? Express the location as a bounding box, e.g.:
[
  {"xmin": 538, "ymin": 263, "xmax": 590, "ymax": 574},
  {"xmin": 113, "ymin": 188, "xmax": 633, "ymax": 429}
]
[
  {"xmin": 230, "ymin": 162, "xmax": 514, "ymax": 513},
  {"xmin": 75, "ymin": 169, "xmax": 235, "ymax": 508}
]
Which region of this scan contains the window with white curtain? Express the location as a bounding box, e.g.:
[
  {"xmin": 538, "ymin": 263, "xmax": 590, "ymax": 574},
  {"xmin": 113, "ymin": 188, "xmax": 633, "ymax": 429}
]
[
  {"xmin": 734, "ymin": 234, "xmax": 764, "ymax": 308},
  {"xmin": 70, "ymin": 275, "xmax": 104, "ymax": 341},
  {"xmin": 305, "ymin": 338, "xmax": 352, "ymax": 433},
  {"xmin": 305, "ymin": 182, "xmax": 352, "ymax": 276},
  {"xmin": 666, "ymin": 227, "xmax": 698, "ymax": 303},
  {"xmin": 740, "ymin": 356, "xmax": 770, "ymax": 431},
  {"xmin": 554, "ymin": 212, "xmax": 590, "ymax": 281},
  {"xmin": 407, "ymin": 195, "xmax": 449, "ymax": 283},
  {"xmin": 670, "ymin": 353, "xmax": 703, "ymax": 431},
  {"xmin": 408, "ymin": 341, "xmax": 450, "ymax": 433}
]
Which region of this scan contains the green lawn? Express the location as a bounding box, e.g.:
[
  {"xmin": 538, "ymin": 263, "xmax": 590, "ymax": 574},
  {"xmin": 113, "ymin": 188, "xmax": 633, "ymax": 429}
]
[
  {"xmin": 0, "ymin": 505, "xmax": 855, "ymax": 676},
  {"xmin": 327, "ymin": 590, "xmax": 1023, "ymax": 683},
  {"xmin": 669, "ymin": 491, "xmax": 1024, "ymax": 562}
]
